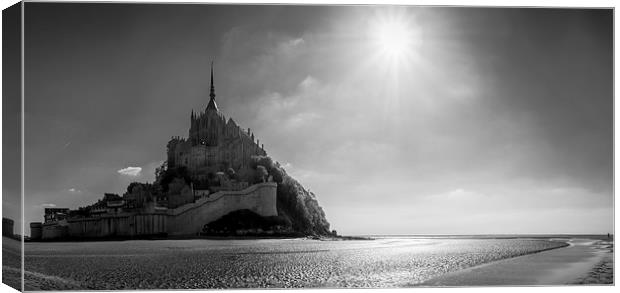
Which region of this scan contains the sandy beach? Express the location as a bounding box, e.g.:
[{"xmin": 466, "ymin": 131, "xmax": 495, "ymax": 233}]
[
  {"xmin": 422, "ymin": 238, "xmax": 614, "ymax": 286},
  {"xmin": 8, "ymin": 236, "xmax": 613, "ymax": 290},
  {"xmin": 1, "ymin": 237, "xmax": 22, "ymax": 291},
  {"xmin": 573, "ymin": 239, "xmax": 614, "ymax": 284}
]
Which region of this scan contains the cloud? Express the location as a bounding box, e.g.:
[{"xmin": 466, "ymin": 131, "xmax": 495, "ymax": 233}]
[
  {"xmin": 117, "ymin": 166, "xmax": 142, "ymax": 177},
  {"xmin": 298, "ymin": 75, "xmax": 317, "ymax": 89},
  {"xmin": 283, "ymin": 37, "xmax": 305, "ymax": 49},
  {"xmin": 443, "ymin": 188, "xmax": 484, "ymax": 199},
  {"xmin": 68, "ymin": 188, "xmax": 81, "ymax": 193}
]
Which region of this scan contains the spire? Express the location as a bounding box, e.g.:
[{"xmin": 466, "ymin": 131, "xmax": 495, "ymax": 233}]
[
  {"xmin": 209, "ymin": 61, "xmax": 215, "ymax": 99},
  {"xmin": 206, "ymin": 60, "xmax": 218, "ymax": 111}
]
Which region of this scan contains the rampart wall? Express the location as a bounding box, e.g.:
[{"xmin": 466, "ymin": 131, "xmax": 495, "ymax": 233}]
[
  {"xmin": 39, "ymin": 182, "xmax": 277, "ymax": 240},
  {"xmin": 42, "ymin": 222, "xmax": 68, "ymax": 239},
  {"xmin": 166, "ymin": 182, "xmax": 277, "ymax": 236},
  {"xmin": 65, "ymin": 213, "xmax": 167, "ymax": 239}
]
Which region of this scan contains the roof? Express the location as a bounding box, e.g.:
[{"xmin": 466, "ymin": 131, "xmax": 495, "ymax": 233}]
[{"xmin": 206, "ymin": 97, "xmax": 218, "ymax": 111}]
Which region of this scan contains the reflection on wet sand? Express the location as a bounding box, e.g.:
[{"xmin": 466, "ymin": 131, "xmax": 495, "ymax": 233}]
[{"xmin": 22, "ymin": 237, "xmax": 586, "ymax": 290}]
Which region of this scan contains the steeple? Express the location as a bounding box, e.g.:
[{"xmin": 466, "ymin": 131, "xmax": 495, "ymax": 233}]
[{"xmin": 206, "ymin": 61, "xmax": 218, "ymax": 111}]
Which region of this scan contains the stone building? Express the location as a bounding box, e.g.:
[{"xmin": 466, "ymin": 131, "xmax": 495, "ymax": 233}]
[
  {"xmin": 2, "ymin": 217, "xmax": 14, "ymax": 237},
  {"xmin": 30, "ymin": 222, "xmax": 42, "ymax": 240},
  {"xmin": 167, "ymin": 64, "xmax": 266, "ymax": 184}
]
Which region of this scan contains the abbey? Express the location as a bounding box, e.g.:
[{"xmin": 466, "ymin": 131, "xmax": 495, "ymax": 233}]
[
  {"xmin": 167, "ymin": 65, "xmax": 267, "ymax": 184},
  {"xmin": 30, "ymin": 65, "xmax": 281, "ymax": 240}
]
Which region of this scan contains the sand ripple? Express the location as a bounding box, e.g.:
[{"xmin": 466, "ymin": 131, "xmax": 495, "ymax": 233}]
[{"xmin": 23, "ymin": 237, "xmax": 567, "ymax": 290}]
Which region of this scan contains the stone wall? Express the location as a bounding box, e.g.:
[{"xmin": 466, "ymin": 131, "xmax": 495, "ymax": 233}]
[
  {"xmin": 166, "ymin": 182, "xmax": 277, "ymax": 236},
  {"xmin": 40, "ymin": 183, "xmax": 277, "ymax": 240},
  {"xmin": 2, "ymin": 217, "xmax": 14, "ymax": 237},
  {"xmin": 42, "ymin": 222, "xmax": 68, "ymax": 239},
  {"xmin": 61, "ymin": 213, "xmax": 167, "ymax": 239},
  {"xmin": 30, "ymin": 222, "xmax": 42, "ymax": 240}
]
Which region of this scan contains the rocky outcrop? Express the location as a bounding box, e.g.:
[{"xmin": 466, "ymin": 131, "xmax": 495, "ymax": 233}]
[{"xmin": 249, "ymin": 156, "xmax": 332, "ymax": 236}]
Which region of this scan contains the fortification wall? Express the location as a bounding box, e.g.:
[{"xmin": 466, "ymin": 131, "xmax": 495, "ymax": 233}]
[
  {"xmin": 166, "ymin": 182, "xmax": 277, "ymax": 236},
  {"xmin": 42, "ymin": 222, "xmax": 68, "ymax": 239},
  {"xmin": 40, "ymin": 183, "xmax": 276, "ymax": 239},
  {"xmin": 61, "ymin": 213, "xmax": 167, "ymax": 239},
  {"xmin": 30, "ymin": 222, "xmax": 42, "ymax": 240}
]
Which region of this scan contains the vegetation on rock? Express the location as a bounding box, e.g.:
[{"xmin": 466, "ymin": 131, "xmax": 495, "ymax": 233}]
[
  {"xmin": 249, "ymin": 156, "xmax": 332, "ymax": 236},
  {"xmin": 150, "ymin": 155, "xmax": 333, "ymax": 237}
]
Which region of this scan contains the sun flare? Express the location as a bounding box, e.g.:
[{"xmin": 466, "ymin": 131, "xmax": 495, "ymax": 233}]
[
  {"xmin": 376, "ymin": 20, "xmax": 412, "ymax": 58},
  {"xmin": 368, "ymin": 12, "xmax": 418, "ymax": 66}
]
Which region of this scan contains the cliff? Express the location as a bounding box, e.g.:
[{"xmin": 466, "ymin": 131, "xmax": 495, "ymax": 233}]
[{"xmin": 249, "ymin": 156, "xmax": 332, "ymax": 236}]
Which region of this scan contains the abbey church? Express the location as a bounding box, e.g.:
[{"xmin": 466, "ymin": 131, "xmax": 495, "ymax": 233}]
[
  {"xmin": 30, "ymin": 65, "xmax": 282, "ymax": 240},
  {"xmin": 167, "ymin": 65, "xmax": 267, "ymax": 184}
]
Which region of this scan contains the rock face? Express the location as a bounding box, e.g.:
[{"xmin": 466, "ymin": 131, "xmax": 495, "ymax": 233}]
[
  {"xmin": 277, "ymin": 175, "xmax": 332, "ymax": 236},
  {"xmin": 248, "ymin": 156, "xmax": 332, "ymax": 236}
]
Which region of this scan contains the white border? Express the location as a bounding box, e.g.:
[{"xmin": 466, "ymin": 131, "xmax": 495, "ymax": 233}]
[{"xmin": 0, "ymin": 1, "xmax": 616, "ymax": 293}]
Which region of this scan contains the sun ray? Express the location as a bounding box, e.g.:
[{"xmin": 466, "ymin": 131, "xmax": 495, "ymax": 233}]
[{"xmin": 369, "ymin": 10, "xmax": 419, "ymax": 66}]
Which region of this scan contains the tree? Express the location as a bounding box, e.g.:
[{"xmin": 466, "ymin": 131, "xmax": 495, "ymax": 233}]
[
  {"xmin": 270, "ymin": 166, "xmax": 284, "ymax": 183},
  {"xmin": 249, "ymin": 155, "xmax": 286, "ymax": 183},
  {"xmin": 255, "ymin": 165, "xmax": 268, "ymax": 183},
  {"xmin": 126, "ymin": 182, "xmax": 142, "ymax": 194},
  {"xmin": 256, "ymin": 156, "xmax": 274, "ymax": 169},
  {"xmin": 226, "ymin": 167, "xmax": 237, "ymax": 180},
  {"xmin": 155, "ymin": 161, "xmax": 168, "ymax": 183},
  {"xmin": 158, "ymin": 166, "xmax": 191, "ymax": 192}
]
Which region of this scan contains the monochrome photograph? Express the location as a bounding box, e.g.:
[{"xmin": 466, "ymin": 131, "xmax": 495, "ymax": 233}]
[{"xmin": 1, "ymin": 1, "xmax": 614, "ymax": 290}]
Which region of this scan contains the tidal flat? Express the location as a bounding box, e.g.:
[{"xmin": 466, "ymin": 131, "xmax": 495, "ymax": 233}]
[{"xmin": 17, "ymin": 236, "xmax": 609, "ymax": 290}]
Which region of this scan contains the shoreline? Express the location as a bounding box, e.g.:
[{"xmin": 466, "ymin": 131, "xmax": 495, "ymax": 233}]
[
  {"xmin": 420, "ymin": 238, "xmax": 614, "ymax": 286},
  {"xmin": 572, "ymin": 240, "xmax": 614, "ymax": 284}
]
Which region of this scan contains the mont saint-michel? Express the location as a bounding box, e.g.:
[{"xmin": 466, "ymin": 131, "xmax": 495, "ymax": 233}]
[
  {"xmin": 28, "ymin": 66, "xmax": 332, "ymax": 241},
  {"xmin": 2, "ymin": 3, "xmax": 613, "ymax": 291}
]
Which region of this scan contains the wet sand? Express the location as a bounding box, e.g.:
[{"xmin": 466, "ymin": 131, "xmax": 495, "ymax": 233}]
[
  {"xmin": 22, "ymin": 237, "xmax": 567, "ymax": 290},
  {"xmin": 422, "ymin": 238, "xmax": 614, "ymax": 286},
  {"xmin": 573, "ymin": 240, "xmax": 614, "ymax": 284},
  {"xmin": 2, "ymin": 236, "xmax": 22, "ymax": 291}
]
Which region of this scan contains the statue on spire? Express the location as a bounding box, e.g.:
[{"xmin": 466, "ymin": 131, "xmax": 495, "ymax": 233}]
[{"xmin": 207, "ymin": 60, "xmax": 218, "ymax": 111}]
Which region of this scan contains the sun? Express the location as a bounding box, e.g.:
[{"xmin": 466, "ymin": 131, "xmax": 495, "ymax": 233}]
[
  {"xmin": 376, "ymin": 20, "xmax": 412, "ymax": 57},
  {"xmin": 369, "ymin": 13, "xmax": 417, "ymax": 63}
]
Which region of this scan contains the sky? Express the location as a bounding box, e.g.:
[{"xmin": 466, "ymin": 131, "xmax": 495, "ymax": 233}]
[{"xmin": 7, "ymin": 3, "xmax": 612, "ymax": 235}]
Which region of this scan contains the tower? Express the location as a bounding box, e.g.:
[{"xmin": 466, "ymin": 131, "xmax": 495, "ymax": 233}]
[
  {"xmin": 206, "ymin": 61, "xmax": 218, "ymax": 111},
  {"xmin": 202, "ymin": 61, "xmax": 221, "ymax": 147}
]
